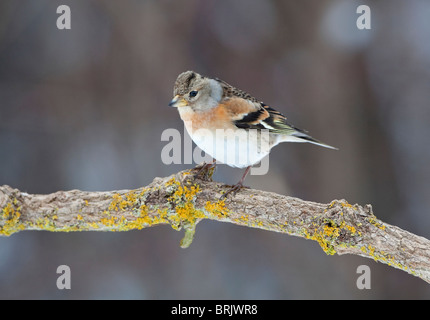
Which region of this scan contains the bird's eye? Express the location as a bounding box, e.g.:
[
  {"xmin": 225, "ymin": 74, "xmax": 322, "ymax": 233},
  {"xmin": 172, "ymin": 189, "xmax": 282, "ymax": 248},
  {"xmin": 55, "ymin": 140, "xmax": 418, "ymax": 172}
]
[{"xmin": 189, "ymin": 90, "xmax": 198, "ymax": 98}]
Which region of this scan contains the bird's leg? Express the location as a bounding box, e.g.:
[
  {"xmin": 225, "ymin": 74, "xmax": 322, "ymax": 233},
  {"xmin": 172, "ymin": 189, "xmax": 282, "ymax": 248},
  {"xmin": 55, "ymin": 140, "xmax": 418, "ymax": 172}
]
[
  {"xmin": 220, "ymin": 166, "xmax": 251, "ymax": 199},
  {"xmin": 193, "ymin": 158, "xmax": 217, "ymax": 181}
]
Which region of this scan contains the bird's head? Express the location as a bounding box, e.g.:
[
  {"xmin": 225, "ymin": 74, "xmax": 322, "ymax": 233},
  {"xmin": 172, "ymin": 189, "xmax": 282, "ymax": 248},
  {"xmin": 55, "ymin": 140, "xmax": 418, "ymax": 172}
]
[{"xmin": 169, "ymin": 71, "xmax": 222, "ymax": 111}]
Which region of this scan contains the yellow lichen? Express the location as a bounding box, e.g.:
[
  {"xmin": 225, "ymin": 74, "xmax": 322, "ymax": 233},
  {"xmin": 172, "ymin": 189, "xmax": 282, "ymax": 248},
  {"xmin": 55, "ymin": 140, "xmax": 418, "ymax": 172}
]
[
  {"xmin": 204, "ymin": 199, "xmax": 229, "ymax": 219},
  {"xmin": 139, "ymin": 204, "xmax": 147, "ymax": 216},
  {"xmin": 173, "ymin": 202, "xmax": 205, "ymax": 226},
  {"xmin": 367, "ymin": 216, "xmax": 386, "ymax": 231},
  {"xmin": 86, "ymin": 222, "xmax": 99, "ymax": 229},
  {"xmin": 109, "ymin": 193, "xmax": 123, "ymax": 211},
  {"xmin": 1, "ymin": 202, "xmax": 25, "ymax": 236},
  {"xmin": 344, "ymin": 223, "xmax": 358, "ymax": 235},
  {"xmin": 304, "ymin": 217, "xmax": 360, "ymax": 256},
  {"xmin": 170, "ymin": 184, "xmax": 200, "ymax": 203},
  {"xmin": 339, "ymin": 200, "xmax": 354, "ymax": 209},
  {"xmin": 166, "ymin": 181, "xmax": 205, "ymax": 229},
  {"xmin": 307, "ymin": 228, "xmax": 337, "ymax": 255},
  {"xmin": 100, "ymin": 216, "xmax": 118, "ymax": 227},
  {"xmin": 361, "ymin": 245, "xmax": 409, "ymax": 272}
]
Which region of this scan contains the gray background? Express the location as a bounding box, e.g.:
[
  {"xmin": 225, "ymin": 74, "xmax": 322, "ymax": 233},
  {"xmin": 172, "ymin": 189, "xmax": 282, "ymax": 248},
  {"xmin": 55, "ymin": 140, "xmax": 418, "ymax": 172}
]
[{"xmin": 1, "ymin": 0, "xmax": 430, "ymax": 299}]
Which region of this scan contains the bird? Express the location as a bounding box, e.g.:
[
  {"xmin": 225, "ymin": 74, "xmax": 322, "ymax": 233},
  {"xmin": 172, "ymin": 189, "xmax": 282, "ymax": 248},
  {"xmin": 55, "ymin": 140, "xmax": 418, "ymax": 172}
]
[{"xmin": 169, "ymin": 70, "xmax": 337, "ymax": 198}]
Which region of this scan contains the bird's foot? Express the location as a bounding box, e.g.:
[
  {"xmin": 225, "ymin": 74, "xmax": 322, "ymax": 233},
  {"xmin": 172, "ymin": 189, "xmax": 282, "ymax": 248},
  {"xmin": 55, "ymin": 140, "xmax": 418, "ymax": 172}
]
[
  {"xmin": 192, "ymin": 162, "xmax": 216, "ymax": 181},
  {"xmin": 220, "ymin": 182, "xmax": 249, "ymax": 200}
]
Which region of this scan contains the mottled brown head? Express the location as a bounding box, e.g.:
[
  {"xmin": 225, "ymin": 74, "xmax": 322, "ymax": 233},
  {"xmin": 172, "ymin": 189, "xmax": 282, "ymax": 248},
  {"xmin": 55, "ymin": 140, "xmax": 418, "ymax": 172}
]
[
  {"xmin": 169, "ymin": 71, "xmax": 223, "ymax": 111},
  {"xmin": 173, "ymin": 71, "xmax": 198, "ymax": 96}
]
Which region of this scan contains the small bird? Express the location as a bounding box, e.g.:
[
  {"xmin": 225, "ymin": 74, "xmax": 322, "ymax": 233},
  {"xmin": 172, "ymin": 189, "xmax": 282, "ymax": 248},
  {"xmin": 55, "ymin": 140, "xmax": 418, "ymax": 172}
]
[{"xmin": 169, "ymin": 71, "xmax": 336, "ymax": 197}]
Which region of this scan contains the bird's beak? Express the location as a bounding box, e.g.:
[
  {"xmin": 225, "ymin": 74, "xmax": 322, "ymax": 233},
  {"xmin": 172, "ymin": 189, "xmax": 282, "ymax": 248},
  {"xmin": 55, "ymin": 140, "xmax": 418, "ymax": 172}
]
[{"xmin": 169, "ymin": 95, "xmax": 188, "ymax": 107}]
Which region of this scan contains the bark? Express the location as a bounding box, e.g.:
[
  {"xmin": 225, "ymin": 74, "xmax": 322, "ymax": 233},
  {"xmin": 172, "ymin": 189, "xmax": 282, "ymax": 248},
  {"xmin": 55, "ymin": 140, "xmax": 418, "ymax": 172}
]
[{"xmin": 1, "ymin": 168, "xmax": 429, "ymax": 284}]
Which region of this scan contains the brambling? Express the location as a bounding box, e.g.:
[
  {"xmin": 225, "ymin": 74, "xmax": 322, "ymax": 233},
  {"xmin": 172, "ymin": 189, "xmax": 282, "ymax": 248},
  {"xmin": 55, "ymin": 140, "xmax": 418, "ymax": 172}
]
[{"xmin": 169, "ymin": 71, "xmax": 336, "ymax": 197}]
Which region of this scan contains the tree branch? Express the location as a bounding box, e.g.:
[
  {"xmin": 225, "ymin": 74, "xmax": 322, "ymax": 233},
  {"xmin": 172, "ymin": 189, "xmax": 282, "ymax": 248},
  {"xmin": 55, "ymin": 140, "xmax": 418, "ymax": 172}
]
[{"xmin": 1, "ymin": 169, "xmax": 430, "ymax": 284}]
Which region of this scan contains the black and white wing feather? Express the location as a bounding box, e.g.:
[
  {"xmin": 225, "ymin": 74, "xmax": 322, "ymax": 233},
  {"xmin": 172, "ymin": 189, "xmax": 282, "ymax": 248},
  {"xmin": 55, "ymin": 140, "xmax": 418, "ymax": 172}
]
[{"xmin": 217, "ymin": 78, "xmax": 337, "ymax": 149}]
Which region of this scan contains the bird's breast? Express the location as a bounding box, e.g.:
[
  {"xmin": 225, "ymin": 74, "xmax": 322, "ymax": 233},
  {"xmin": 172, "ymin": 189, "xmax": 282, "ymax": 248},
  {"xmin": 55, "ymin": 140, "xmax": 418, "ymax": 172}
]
[
  {"xmin": 178, "ymin": 105, "xmax": 277, "ymax": 168},
  {"xmin": 178, "ymin": 104, "xmax": 234, "ymax": 132},
  {"xmin": 187, "ymin": 126, "xmax": 274, "ymax": 168}
]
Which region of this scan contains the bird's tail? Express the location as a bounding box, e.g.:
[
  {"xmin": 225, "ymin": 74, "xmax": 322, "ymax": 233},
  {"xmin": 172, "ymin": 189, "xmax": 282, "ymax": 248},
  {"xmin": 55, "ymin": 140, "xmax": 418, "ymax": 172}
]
[{"xmin": 281, "ymin": 130, "xmax": 338, "ymax": 150}]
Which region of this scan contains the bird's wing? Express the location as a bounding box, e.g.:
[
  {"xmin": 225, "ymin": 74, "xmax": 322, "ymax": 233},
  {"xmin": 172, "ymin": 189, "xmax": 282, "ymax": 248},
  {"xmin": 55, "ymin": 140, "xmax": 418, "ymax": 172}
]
[
  {"xmin": 216, "ymin": 77, "xmax": 297, "ymax": 134},
  {"xmin": 217, "ymin": 78, "xmax": 337, "ymax": 149}
]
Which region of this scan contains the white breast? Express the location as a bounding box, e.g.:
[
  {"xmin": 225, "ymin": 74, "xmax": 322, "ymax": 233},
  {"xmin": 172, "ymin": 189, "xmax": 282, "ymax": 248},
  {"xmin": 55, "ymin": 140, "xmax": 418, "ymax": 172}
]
[{"xmin": 187, "ymin": 127, "xmax": 276, "ymax": 168}]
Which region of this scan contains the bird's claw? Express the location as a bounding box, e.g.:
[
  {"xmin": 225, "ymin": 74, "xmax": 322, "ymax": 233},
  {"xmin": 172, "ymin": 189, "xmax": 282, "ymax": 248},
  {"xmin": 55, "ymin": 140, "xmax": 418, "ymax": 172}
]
[
  {"xmin": 220, "ymin": 183, "xmax": 248, "ymax": 200},
  {"xmin": 192, "ymin": 162, "xmax": 216, "ymax": 181}
]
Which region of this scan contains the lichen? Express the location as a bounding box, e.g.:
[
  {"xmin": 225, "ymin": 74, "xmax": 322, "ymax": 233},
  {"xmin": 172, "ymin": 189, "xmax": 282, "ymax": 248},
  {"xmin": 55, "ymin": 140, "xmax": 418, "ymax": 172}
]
[
  {"xmin": 108, "ymin": 190, "xmax": 142, "ymax": 212},
  {"xmin": 108, "ymin": 193, "xmax": 123, "ymax": 211},
  {"xmin": 0, "ymin": 201, "xmax": 25, "ymax": 236},
  {"xmin": 304, "ymin": 216, "xmax": 360, "ymax": 256},
  {"xmin": 204, "ymin": 199, "xmax": 229, "ymax": 219},
  {"xmin": 366, "ymin": 216, "xmax": 386, "ymax": 231},
  {"xmin": 166, "ymin": 178, "xmax": 204, "ymax": 226},
  {"xmin": 161, "ymin": 177, "xmax": 208, "ymax": 247},
  {"xmin": 360, "ymin": 245, "xmax": 410, "ymax": 272}
]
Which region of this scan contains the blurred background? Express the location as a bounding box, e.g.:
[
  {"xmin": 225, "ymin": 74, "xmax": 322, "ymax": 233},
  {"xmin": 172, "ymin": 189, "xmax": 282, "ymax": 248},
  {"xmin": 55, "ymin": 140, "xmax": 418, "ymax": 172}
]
[{"xmin": 1, "ymin": 0, "xmax": 429, "ymax": 299}]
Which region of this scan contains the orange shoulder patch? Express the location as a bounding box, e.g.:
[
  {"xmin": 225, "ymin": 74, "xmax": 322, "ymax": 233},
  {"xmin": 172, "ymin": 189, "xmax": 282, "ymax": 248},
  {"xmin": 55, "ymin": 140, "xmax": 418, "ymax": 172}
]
[{"xmin": 222, "ymin": 97, "xmax": 260, "ymax": 121}]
